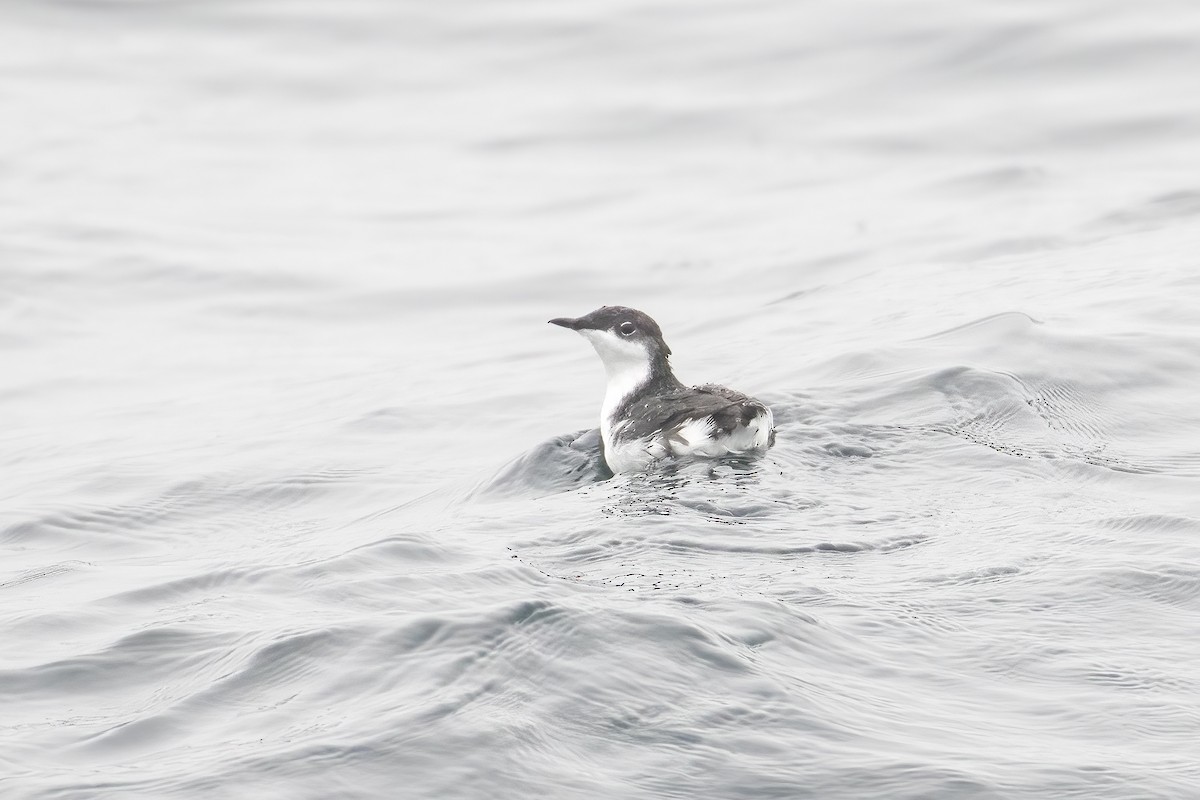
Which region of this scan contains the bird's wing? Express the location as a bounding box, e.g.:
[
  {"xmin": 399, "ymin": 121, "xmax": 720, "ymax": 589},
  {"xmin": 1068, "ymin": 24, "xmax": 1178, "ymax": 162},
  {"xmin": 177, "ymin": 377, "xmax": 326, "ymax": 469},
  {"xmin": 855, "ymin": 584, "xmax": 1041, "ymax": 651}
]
[{"xmin": 619, "ymin": 385, "xmax": 770, "ymax": 450}]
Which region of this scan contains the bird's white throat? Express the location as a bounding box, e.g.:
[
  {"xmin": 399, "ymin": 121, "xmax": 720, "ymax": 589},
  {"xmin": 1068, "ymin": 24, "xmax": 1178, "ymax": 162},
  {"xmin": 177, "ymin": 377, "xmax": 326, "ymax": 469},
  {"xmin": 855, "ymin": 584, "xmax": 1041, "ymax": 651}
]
[{"xmin": 578, "ymin": 329, "xmax": 653, "ymax": 425}]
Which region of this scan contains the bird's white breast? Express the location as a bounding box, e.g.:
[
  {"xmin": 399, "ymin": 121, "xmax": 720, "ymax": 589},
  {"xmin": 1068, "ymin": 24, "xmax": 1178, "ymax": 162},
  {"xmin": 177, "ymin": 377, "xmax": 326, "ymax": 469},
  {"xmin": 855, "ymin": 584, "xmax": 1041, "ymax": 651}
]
[{"xmin": 577, "ymin": 328, "xmax": 654, "ymax": 451}]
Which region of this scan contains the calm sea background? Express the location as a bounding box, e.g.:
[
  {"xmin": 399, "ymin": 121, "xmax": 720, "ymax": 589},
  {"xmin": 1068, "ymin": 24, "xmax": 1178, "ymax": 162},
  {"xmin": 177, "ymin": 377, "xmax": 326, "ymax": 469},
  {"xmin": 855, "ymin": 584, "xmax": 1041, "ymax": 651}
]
[{"xmin": 3, "ymin": 1, "xmax": 1200, "ymax": 798}]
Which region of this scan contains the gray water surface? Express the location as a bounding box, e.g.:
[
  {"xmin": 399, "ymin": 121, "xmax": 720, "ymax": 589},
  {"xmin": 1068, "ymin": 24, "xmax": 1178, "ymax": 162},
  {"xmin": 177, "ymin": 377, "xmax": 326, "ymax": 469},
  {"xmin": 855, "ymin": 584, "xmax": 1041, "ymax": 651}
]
[{"xmin": 3, "ymin": 1, "xmax": 1200, "ymax": 798}]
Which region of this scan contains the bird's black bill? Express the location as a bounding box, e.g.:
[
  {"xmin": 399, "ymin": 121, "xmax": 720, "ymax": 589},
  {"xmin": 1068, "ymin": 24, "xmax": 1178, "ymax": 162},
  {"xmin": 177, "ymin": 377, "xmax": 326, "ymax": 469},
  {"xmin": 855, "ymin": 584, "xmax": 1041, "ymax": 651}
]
[{"xmin": 548, "ymin": 317, "xmax": 583, "ymax": 330}]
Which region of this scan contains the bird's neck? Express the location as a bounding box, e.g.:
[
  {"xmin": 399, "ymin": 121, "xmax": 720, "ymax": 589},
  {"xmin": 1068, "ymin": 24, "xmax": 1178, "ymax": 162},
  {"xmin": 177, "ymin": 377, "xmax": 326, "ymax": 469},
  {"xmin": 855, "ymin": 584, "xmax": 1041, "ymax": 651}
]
[{"xmin": 600, "ymin": 353, "xmax": 681, "ymax": 424}]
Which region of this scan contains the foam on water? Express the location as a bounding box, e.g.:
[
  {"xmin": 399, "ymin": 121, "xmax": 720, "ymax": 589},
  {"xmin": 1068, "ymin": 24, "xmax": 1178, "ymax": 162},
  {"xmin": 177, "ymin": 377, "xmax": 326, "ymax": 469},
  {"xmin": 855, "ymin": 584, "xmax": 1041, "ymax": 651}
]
[{"xmin": 4, "ymin": 0, "xmax": 1200, "ymax": 798}]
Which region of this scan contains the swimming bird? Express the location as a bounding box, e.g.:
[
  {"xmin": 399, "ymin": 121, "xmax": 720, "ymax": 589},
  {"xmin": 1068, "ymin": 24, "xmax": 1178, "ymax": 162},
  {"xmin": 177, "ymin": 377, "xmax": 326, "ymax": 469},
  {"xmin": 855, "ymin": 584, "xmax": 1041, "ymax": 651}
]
[{"xmin": 549, "ymin": 306, "xmax": 775, "ymax": 474}]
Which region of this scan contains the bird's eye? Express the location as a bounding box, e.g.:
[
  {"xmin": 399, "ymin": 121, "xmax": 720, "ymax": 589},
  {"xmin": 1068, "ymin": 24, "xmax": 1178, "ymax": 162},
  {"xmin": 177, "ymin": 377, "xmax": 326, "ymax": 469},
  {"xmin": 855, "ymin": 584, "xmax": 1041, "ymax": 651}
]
[{"xmin": 619, "ymin": 321, "xmax": 636, "ymax": 336}]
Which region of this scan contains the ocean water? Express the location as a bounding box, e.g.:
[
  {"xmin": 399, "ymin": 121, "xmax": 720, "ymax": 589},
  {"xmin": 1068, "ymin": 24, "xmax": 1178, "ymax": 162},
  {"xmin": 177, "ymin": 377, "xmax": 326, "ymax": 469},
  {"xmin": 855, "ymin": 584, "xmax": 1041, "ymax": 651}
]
[{"xmin": 3, "ymin": 0, "xmax": 1200, "ymax": 797}]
